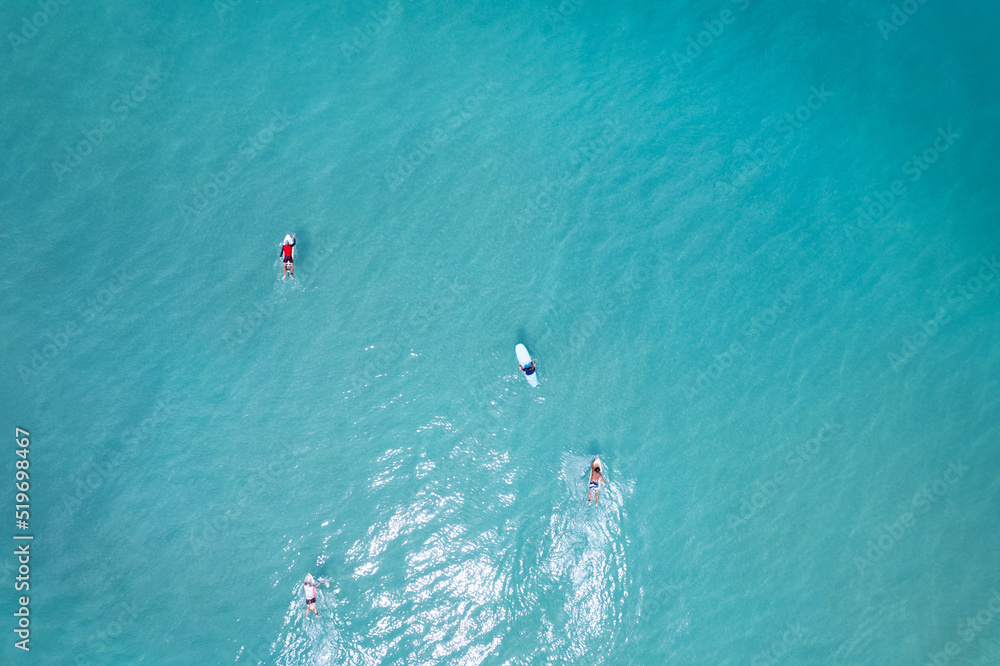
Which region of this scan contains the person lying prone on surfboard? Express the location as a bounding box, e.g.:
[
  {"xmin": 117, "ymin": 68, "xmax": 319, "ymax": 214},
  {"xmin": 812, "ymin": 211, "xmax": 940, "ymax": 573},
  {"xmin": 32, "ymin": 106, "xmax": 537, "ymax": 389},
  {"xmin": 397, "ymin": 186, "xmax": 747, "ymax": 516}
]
[
  {"xmin": 303, "ymin": 573, "xmax": 323, "ymax": 618},
  {"xmin": 588, "ymin": 458, "xmax": 606, "ymax": 506},
  {"xmin": 281, "ymin": 233, "xmax": 296, "ymax": 279},
  {"xmin": 520, "ymin": 360, "xmax": 536, "ymax": 375}
]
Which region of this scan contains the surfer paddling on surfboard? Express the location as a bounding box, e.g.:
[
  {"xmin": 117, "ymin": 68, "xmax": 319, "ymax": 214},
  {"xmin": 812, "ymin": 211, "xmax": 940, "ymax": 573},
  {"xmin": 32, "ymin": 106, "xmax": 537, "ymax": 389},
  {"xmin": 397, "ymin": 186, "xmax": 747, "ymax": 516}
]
[
  {"xmin": 588, "ymin": 457, "xmax": 607, "ymax": 506},
  {"xmin": 515, "ymin": 344, "xmax": 539, "ymax": 387},
  {"xmin": 303, "ymin": 573, "xmax": 323, "ymax": 618},
  {"xmin": 281, "ymin": 233, "xmax": 296, "ymax": 279}
]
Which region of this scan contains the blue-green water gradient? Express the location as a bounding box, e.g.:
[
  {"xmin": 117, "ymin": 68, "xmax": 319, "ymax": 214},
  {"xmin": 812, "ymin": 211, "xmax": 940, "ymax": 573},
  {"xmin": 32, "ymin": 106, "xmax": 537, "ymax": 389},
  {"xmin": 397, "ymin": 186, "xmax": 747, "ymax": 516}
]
[{"xmin": 2, "ymin": 0, "xmax": 999, "ymax": 663}]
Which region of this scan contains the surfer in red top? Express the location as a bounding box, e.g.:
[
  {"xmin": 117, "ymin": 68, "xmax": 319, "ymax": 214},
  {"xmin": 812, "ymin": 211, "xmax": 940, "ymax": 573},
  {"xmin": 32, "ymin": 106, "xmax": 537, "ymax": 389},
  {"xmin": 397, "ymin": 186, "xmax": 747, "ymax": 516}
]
[{"xmin": 281, "ymin": 233, "xmax": 295, "ymax": 279}]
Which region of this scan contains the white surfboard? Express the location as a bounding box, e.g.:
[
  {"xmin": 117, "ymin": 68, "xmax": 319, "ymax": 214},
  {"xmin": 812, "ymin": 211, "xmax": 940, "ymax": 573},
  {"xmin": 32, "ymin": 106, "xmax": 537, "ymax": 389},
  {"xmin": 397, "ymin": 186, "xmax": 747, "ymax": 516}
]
[
  {"xmin": 516, "ymin": 344, "xmax": 538, "ymax": 387},
  {"xmin": 282, "ymin": 234, "xmax": 296, "ymax": 260}
]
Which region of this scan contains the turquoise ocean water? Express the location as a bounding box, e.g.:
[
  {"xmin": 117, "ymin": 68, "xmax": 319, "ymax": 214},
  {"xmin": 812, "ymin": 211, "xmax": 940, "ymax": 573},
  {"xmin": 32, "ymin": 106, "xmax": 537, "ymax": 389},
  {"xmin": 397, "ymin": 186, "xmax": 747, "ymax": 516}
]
[{"xmin": 2, "ymin": 1, "xmax": 999, "ymax": 663}]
